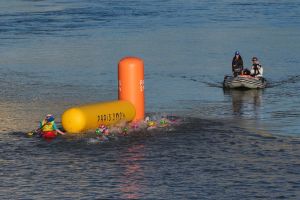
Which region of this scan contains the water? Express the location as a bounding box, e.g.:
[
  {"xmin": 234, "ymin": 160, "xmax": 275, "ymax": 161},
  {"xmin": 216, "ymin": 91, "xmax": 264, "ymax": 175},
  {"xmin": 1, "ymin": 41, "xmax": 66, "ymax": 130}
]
[{"xmin": 1, "ymin": 0, "xmax": 300, "ymax": 199}]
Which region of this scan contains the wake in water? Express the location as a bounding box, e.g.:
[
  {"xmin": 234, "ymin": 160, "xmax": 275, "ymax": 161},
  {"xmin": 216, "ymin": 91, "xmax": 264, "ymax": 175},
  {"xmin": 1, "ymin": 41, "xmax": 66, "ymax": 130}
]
[
  {"xmin": 86, "ymin": 114, "xmax": 181, "ymax": 144},
  {"xmin": 153, "ymin": 72, "xmax": 224, "ymax": 88},
  {"xmin": 174, "ymin": 73, "xmax": 300, "ymax": 89},
  {"xmin": 267, "ymin": 75, "xmax": 300, "ymax": 88},
  {"xmin": 15, "ymin": 113, "xmax": 182, "ymax": 144},
  {"xmin": 18, "ymin": 113, "xmax": 280, "ymax": 146}
]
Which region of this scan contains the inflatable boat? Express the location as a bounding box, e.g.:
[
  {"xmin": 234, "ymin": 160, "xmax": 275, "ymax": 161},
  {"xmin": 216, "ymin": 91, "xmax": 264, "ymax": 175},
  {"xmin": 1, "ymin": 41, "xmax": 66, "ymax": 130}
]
[{"xmin": 223, "ymin": 75, "xmax": 267, "ymax": 89}]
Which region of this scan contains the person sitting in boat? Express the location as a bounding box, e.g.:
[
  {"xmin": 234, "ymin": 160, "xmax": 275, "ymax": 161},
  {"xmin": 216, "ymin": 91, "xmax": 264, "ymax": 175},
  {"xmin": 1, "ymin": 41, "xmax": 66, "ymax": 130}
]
[
  {"xmin": 232, "ymin": 51, "xmax": 244, "ymax": 77},
  {"xmin": 242, "ymin": 68, "xmax": 251, "ymax": 75},
  {"xmin": 39, "ymin": 114, "xmax": 65, "ymax": 138},
  {"xmin": 250, "ymin": 57, "xmax": 263, "ymax": 77}
]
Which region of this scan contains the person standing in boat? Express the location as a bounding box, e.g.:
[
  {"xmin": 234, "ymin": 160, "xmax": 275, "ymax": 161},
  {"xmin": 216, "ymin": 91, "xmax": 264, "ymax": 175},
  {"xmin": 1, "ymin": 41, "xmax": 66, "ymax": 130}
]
[
  {"xmin": 250, "ymin": 57, "xmax": 263, "ymax": 77},
  {"xmin": 232, "ymin": 51, "xmax": 244, "ymax": 77}
]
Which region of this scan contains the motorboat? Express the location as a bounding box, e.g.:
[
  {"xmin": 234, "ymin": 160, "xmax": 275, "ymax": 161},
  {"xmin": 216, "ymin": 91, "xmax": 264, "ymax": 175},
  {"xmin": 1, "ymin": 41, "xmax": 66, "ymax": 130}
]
[{"xmin": 223, "ymin": 75, "xmax": 267, "ymax": 89}]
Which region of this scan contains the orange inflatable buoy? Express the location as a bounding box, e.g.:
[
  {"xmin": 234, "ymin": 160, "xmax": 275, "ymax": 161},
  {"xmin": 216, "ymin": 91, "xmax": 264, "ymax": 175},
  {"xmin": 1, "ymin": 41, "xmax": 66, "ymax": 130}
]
[{"xmin": 118, "ymin": 57, "xmax": 145, "ymax": 121}]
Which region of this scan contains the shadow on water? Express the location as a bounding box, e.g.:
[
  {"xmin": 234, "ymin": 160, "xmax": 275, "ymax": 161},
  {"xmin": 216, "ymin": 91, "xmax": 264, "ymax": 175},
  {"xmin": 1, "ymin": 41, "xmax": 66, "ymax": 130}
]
[
  {"xmin": 4, "ymin": 115, "xmax": 300, "ymax": 199},
  {"xmin": 10, "ymin": 114, "xmax": 280, "ymax": 148}
]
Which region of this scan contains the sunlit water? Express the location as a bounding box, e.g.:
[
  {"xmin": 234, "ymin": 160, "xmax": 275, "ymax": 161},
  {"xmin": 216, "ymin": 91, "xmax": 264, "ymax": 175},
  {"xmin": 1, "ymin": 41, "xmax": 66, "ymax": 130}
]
[{"xmin": 1, "ymin": 0, "xmax": 300, "ymax": 199}]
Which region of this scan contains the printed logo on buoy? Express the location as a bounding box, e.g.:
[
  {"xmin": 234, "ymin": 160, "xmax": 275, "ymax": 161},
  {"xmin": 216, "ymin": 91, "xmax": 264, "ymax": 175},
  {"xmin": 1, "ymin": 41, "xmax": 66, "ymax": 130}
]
[{"xmin": 139, "ymin": 80, "xmax": 144, "ymax": 92}]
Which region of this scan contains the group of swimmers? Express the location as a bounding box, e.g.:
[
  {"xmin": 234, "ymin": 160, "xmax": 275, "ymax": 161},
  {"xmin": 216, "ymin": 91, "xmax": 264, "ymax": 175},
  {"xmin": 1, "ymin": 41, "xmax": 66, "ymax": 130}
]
[
  {"xmin": 95, "ymin": 115, "xmax": 180, "ymax": 142},
  {"xmin": 232, "ymin": 51, "xmax": 264, "ymax": 78},
  {"xmin": 30, "ymin": 114, "xmax": 180, "ymax": 141}
]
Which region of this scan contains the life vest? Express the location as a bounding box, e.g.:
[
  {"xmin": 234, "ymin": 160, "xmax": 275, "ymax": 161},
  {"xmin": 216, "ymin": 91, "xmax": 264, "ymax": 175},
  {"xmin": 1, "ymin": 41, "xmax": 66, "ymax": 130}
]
[
  {"xmin": 251, "ymin": 64, "xmax": 263, "ymax": 77},
  {"xmin": 41, "ymin": 120, "xmax": 55, "ymax": 132}
]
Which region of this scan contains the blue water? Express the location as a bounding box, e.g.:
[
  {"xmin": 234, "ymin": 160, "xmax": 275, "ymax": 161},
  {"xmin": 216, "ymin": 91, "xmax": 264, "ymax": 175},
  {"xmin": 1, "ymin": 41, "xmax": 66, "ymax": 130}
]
[{"xmin": 1, "ymin": 0, "xmax": 300, "ymax": 199}]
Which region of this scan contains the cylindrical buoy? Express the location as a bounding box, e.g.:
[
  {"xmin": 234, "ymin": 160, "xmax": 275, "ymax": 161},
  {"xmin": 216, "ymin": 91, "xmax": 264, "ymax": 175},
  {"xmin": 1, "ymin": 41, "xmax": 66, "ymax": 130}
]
[
  {"xmin": 62, "ymin": 100, "xmax": 136, "ymax": 133},
  {"xmin": 118, "ymin": 57, "xmax": 144, "ymax": 121}
]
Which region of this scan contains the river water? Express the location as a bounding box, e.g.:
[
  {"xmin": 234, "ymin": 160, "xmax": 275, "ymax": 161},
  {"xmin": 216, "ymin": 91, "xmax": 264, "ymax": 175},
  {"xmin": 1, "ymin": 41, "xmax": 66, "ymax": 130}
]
[{"xmin": 1, "ymin": 0, "xmax": 300, "ymax": 199}]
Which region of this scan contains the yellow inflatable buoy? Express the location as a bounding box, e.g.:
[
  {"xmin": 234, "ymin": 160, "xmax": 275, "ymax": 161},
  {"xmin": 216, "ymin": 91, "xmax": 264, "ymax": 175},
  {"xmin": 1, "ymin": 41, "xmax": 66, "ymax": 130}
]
[{"xmin": 62, "ymin": 100, "xmax": 136, "ymax": 133}]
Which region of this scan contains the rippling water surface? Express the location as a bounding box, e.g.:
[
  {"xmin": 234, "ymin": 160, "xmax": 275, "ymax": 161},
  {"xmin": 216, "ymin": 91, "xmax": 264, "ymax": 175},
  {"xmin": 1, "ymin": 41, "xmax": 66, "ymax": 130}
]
[{"xmin": 1, "ymin": 0, "xmax": 300, "ymax": 199}]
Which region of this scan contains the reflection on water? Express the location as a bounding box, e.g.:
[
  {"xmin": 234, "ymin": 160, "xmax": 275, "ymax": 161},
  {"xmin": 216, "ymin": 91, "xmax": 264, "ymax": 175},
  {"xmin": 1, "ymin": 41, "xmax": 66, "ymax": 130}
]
[
  {"xmin": 224, "ymin": 89, "xmax": 263, "ymax": 119},
  {"xmin": 222, "ymin": 89, "xmax": 275, "ymax": 138},
  {"xmin": 119, "ymin": 144, "xmax": 145, "ymax": 199}
]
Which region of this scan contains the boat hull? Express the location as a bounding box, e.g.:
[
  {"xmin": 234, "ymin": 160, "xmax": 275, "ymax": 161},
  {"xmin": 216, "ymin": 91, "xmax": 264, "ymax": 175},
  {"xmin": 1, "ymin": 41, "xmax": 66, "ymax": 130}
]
[{"xmin": 223, "ymin": 75, "xmax": 267, "ymax": 89}]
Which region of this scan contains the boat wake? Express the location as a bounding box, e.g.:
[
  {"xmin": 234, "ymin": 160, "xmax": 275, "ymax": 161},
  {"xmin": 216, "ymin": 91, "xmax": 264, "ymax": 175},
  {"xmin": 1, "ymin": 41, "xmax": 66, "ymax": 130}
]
[
  {"xmin": 267, "ymin": 75, "xmax": 300, "ymax": 88},
  {"xmin": 166, "ymin": 72, "xmax": 300, "ymax": 89}
]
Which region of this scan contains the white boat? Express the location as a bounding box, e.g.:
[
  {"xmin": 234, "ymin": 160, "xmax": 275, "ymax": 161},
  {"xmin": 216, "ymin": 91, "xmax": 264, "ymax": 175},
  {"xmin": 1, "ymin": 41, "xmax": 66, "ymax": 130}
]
[{"xmin": 223, "ymin": 75, "xmax": 267, "ymax": 89}]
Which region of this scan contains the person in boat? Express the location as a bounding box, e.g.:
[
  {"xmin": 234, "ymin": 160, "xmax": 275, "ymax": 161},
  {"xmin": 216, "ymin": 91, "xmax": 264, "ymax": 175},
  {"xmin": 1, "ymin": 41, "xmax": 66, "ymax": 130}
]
[
  {"xmin": 39, "ymin": 114, "xmax": 65, "ymax": 137},
  {"xmin": 250, "ymin": 57, "xmax": 263, "ymax": 77},
  {"xmin": 232, "ymin": 51, "xmax": 244, "ymax": 77}
]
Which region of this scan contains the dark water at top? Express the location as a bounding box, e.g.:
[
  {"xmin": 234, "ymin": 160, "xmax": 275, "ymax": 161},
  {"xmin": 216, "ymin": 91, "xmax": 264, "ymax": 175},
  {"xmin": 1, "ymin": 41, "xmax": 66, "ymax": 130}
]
[{"xmin": 1, "ymin": 0, "xmax": 300, "ymax": 199}]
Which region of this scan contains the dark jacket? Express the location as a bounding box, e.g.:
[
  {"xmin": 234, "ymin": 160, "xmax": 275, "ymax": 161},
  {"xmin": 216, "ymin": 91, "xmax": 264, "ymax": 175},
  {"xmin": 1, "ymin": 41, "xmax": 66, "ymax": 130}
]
[{"xmin": 232, "ymin": 56, "xmax": 244, "ymax": 76}]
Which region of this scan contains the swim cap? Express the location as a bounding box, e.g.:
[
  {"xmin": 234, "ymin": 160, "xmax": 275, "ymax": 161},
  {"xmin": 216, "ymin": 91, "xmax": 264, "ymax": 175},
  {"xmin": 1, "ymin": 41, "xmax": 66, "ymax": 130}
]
[
  {"xmin": 95, "ymin": 128, "xmax": 101, "ymax": 135},
  {"xmin": 46, "ymin": 114, "xmax": 55, "ymax": 122},
  {"xmin": 99, "ymin": 124, "xmax": 105, "ymax": 129}
]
